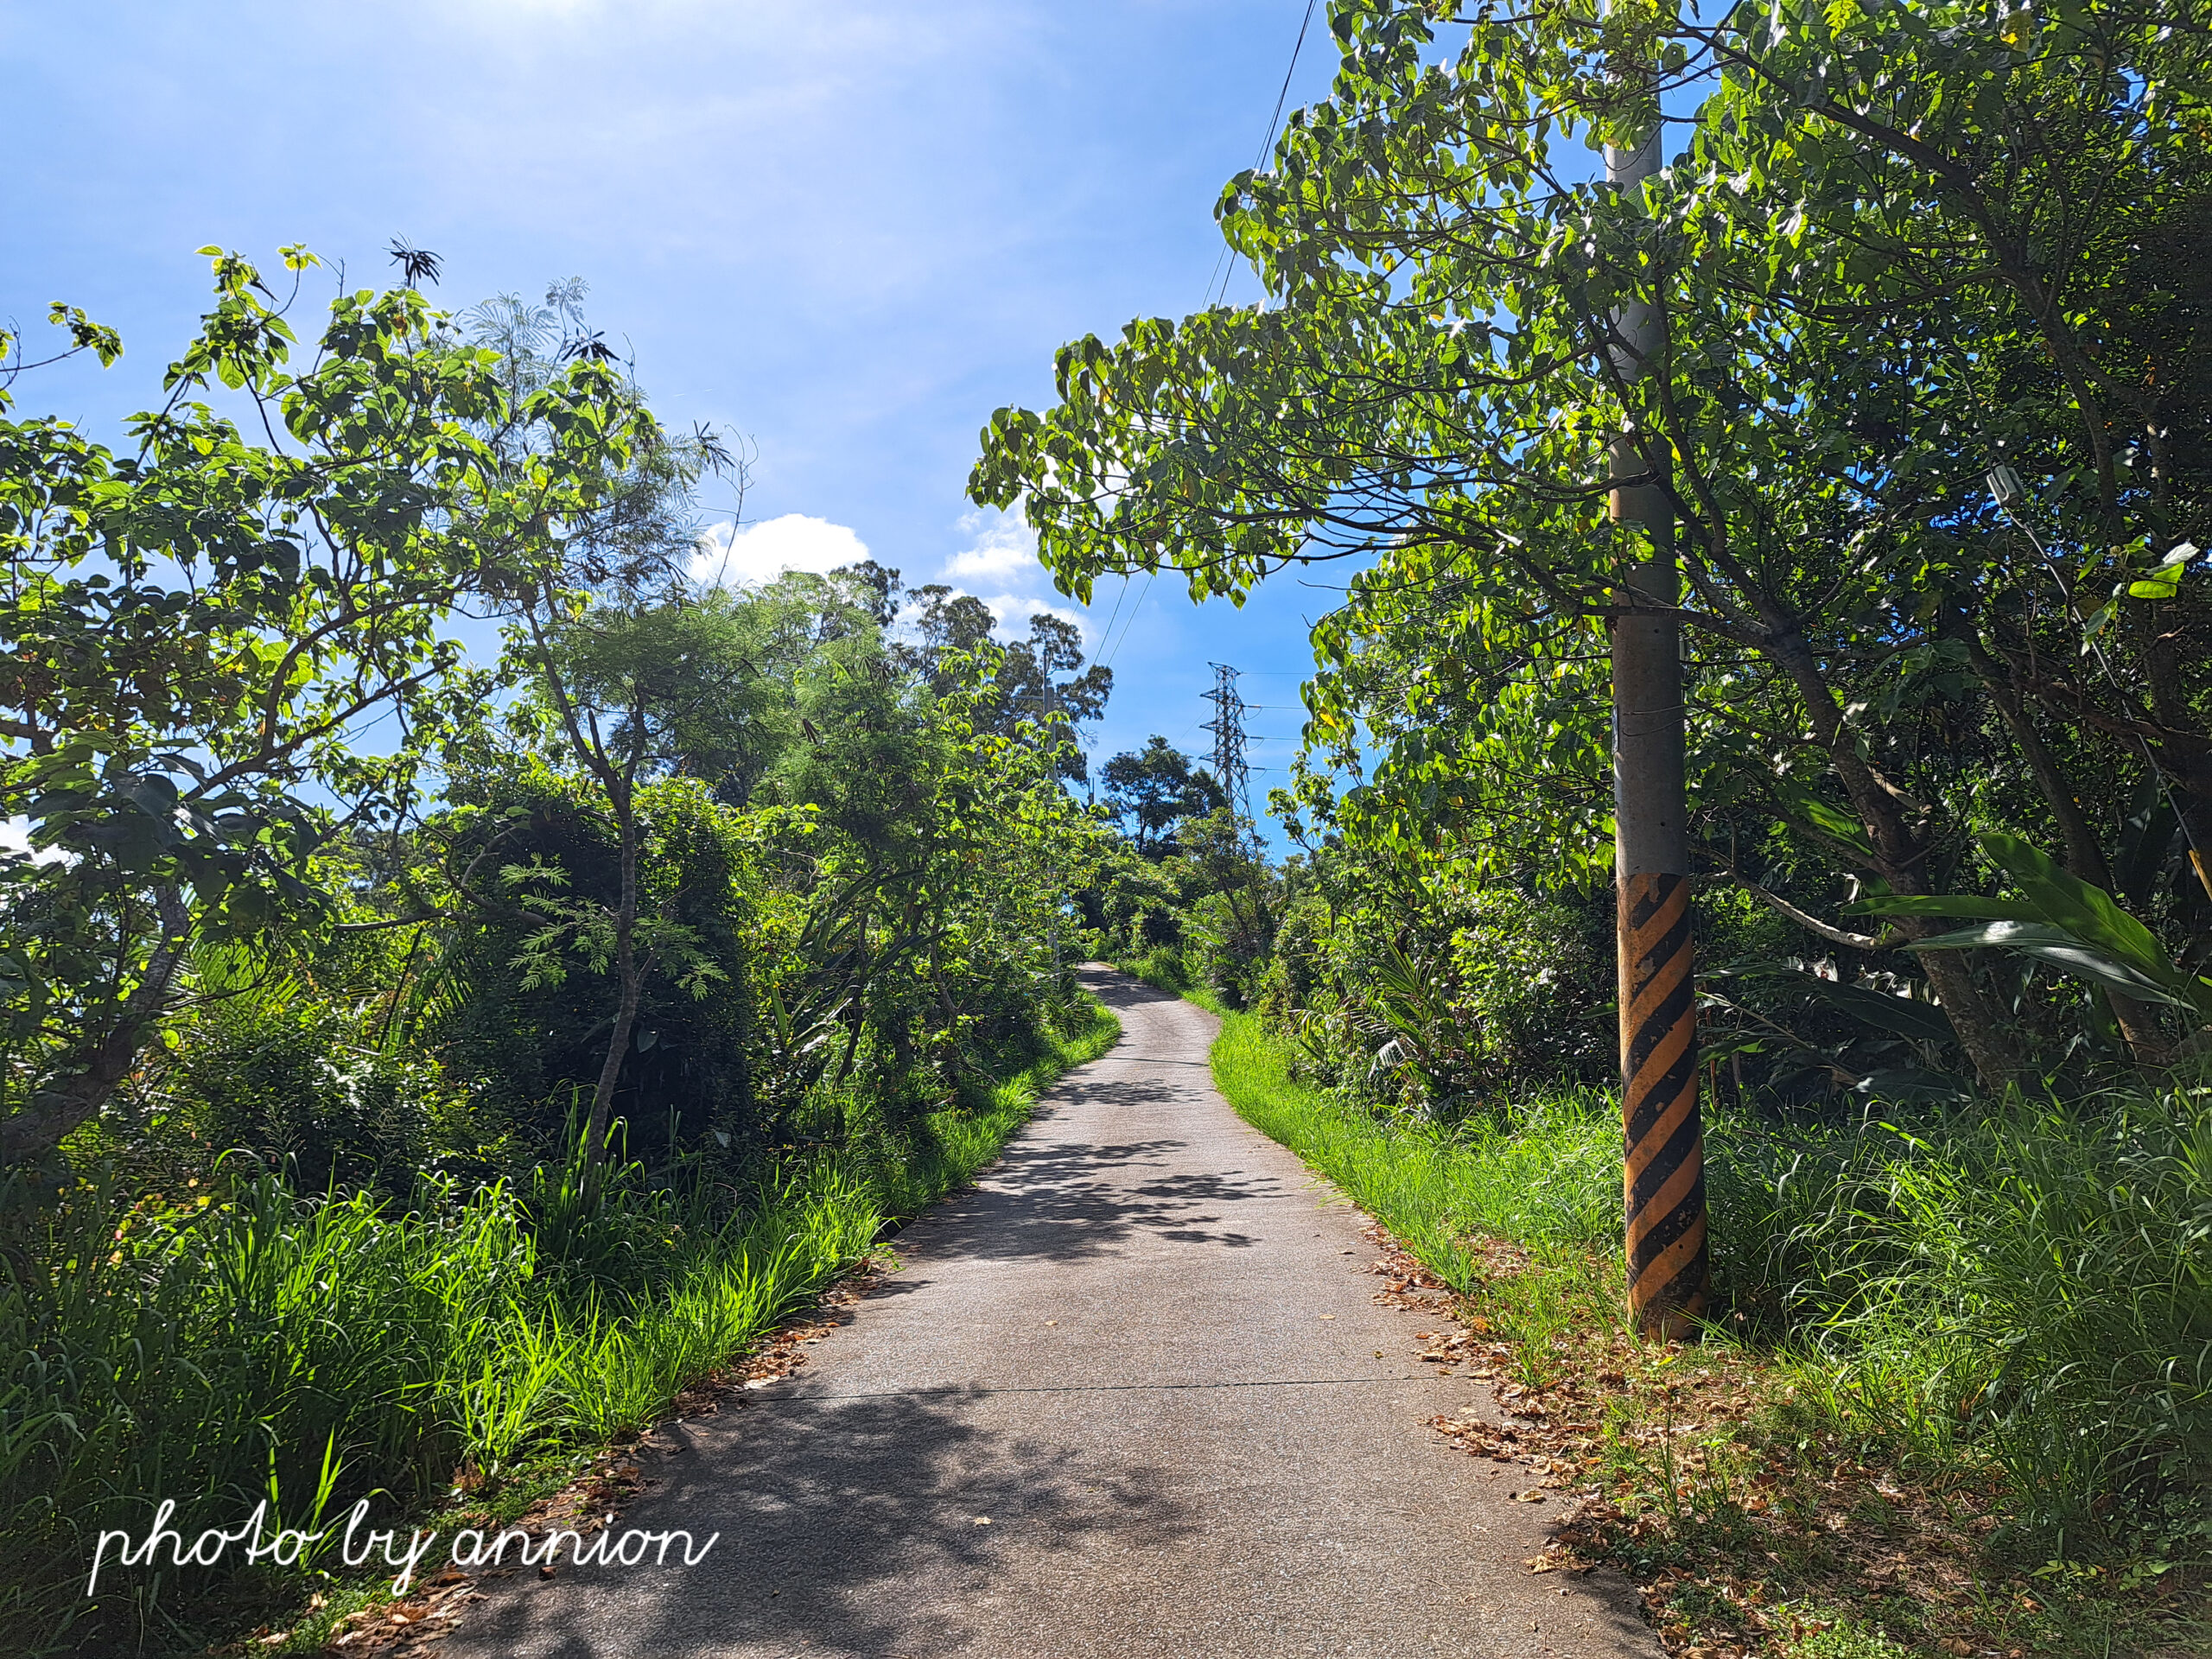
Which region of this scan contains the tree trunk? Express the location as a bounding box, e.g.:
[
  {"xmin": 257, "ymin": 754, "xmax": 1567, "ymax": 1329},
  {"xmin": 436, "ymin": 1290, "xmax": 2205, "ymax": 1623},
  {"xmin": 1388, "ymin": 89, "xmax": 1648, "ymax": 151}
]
[
  {"xmin": 927, "ymin": 938, "xmax": 963, "ymax": 1074},
  {"xmin": 3, "ymin": 886, "xmax": 191, "ymax": 1166},
  {"xmin": 583, "ymin": 799, "xmax": 642, "ymax": 1167},
  {"xmin": 1757, "ymin": 620, "xmax": 2029, "ymax": 1091}
]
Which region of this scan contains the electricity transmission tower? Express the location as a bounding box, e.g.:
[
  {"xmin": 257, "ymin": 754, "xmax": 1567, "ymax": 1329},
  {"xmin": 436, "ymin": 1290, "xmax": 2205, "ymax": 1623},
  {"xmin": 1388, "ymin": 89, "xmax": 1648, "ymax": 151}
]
[{"xmin": 1202, "ymin": 663, "xmax": 1254, "ymax": 830}]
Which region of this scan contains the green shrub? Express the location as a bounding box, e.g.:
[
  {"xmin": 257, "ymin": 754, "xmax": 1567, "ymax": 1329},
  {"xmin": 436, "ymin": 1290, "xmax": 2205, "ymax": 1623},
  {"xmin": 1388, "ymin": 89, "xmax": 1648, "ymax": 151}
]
[
  {"xmin": 430, "ymin": 767, "xmax": 767, "ymax": 1164},
  {"xmin": 175, "ymin": 1003, "xmax": 448, "ymax": 1197},
  {"xmin": 1446, "ymin": 887, "xmax": 1616, "ymax": 1086}
]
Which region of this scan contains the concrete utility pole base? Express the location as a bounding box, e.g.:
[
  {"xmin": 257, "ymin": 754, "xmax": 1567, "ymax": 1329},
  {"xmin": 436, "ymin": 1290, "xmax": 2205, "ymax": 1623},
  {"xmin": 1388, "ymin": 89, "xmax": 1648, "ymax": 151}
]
[{"xmin": 1611, "ymin": 559, "xmax": 1709, "ymax": 1340}]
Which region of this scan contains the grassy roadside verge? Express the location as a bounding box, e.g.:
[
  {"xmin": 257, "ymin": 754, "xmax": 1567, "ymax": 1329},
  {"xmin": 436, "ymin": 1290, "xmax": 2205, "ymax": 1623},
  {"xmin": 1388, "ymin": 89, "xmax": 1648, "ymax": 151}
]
[
  {"xmin": 7, "ymin": 999, "xmax": 1120, "ymax": 1658},
  {"xmin": 1192, "ymin": 999, "xmax": 2204, "ymax": 1659}
]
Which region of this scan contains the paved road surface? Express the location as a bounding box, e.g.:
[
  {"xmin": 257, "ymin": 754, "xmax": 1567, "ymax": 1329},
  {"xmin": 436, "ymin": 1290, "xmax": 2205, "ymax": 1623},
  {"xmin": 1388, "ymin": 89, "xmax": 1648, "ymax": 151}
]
[{"xmin": 447, "ymin": 968, "xmax": 1657, "ymax": 1658}]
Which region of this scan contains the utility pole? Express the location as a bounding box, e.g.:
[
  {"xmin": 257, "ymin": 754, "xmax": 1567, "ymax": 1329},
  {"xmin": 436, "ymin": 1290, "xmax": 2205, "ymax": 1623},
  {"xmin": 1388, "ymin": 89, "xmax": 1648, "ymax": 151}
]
[
  {"xmin": 1608, "ymin": 114, "xmax": 1708, "ymax": 1341},
  {"xmin": 1202, "ymin": 663, "xmax": 1255, "ymax": 833}
]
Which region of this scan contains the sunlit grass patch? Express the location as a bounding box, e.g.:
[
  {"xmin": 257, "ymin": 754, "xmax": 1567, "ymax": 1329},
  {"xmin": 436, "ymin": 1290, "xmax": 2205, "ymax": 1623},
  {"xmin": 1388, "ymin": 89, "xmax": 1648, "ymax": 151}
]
[{"xmin": 1771, "ymin": 1609, "xmax": 1915, "ymax": 1659}]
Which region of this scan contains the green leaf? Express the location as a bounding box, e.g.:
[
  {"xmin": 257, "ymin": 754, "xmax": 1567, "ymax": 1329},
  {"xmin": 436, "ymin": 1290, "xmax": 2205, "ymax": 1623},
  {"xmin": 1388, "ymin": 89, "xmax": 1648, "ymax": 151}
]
[
  {"xmin": 1905, "ymin": 920, "xmax": 2205, "ymax": 1013},
  {"xmin": 1976, "ymin": 831, "xmax": 2183, "ymax": 990},
  {"xmin": 1786, "ymin": 970, "xmax": 1955, "ymax": 1044},
  {"xmin": 1769, "ymin": 777, "xmax": 1877, "ymax": 861},
  {"xmin": 2126, "ymin": 540, "xmax": 2200, "ymax": 600},
  {"xmin": 1846, "ymin": 893, "xmax": 2031, "ymax": 921}
]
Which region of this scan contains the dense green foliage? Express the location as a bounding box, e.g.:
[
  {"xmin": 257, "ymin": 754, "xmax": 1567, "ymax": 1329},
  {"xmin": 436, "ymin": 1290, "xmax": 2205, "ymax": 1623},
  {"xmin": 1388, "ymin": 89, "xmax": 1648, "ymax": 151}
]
[
  {"xmin": 978, "ymin": 0, "xmax": 2212, "ymax": 1094},
  {"xmin": 1078, "ymin": 798, "xmax": 1284, "ymax": 1010},
  {"xmin": 0, "ymin": 259, "xmax": 1124, "ymax": 1654},
  {"xmin": 0, "ymin": 250, "xmax": 671, "ymax": 1167},
  {"xmin": 3, "ymin": 1002, "xmax": 1116, "ymax": 1652}
]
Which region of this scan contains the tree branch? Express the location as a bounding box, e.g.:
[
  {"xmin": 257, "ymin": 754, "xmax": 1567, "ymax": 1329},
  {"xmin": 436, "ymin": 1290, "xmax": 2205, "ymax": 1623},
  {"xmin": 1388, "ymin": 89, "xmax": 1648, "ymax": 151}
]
[{"xmin": 1731, "ymin": 873, "xmax": 1898, "ymax": 954}]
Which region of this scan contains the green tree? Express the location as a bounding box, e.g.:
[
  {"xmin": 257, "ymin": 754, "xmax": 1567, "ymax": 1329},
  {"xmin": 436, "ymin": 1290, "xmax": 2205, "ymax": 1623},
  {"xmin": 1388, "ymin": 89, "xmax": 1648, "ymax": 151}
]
[
  {"xmin": 0, "ymin": 249, "xmax": 658, "ymax": 1166},
  {"xmin": 1099, "ymin": 737, "xmax": 1226, "ymax": 857},
  {"xmin": 496, "ymin": 604, "xmax": 758, "ymax": 1165},
  {"xmin": 901, "ymin": 586, "xmax": 1114, "ymax": 777},
  {"xmin": 974, "ymin": 0, "xmax": 2212, "ymax": 1087},
  {"xmin": 450, "ymin": 280, "xmax": 752, "ymax": 1166}
]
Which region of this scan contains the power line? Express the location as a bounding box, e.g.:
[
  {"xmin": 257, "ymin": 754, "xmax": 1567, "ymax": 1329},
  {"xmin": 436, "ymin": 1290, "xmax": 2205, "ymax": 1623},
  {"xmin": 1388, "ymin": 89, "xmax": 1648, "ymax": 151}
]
[
  {"xmin": 1202, "ymin": 0, "xmax": 1322, "ymax": 311},
  {"xmin": 1099, "ymin": 568, "xmax": 1156, "ymax": 671},
  {"xmin": 1089, "ymin": 573, "xmax": 1132, "ymax": 671}
]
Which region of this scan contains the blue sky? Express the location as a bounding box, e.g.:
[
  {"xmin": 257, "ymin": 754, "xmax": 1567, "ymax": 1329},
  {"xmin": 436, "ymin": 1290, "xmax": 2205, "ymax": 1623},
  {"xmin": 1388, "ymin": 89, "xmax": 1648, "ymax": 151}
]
[{"xmin": 3, "ymin": 0, "xmax": 1344, "ymax": 835}]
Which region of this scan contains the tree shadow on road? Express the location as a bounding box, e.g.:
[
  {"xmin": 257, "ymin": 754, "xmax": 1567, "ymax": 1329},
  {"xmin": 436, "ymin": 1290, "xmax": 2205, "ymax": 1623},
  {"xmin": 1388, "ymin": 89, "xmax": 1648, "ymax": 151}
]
[
  {"xmin": 917, "ymin": 1132, "xmax": 1284, "ymax": 1262},
  {"xmin": 450, "ymin": 1384, "xmax": 1199, "ymax": 1659},
  {"xmin": 1076, "ymin": 969, "xmax": 1185, "ymax": 1011},
  {"xmin": 876, "ymin": 972, "xmax": 1277, "ymax": 1268}
]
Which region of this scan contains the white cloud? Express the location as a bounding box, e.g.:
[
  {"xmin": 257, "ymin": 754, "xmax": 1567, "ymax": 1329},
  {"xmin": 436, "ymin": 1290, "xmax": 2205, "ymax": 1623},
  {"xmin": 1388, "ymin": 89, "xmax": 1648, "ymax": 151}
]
[
  {"xmin": 974, "ymin": 592, "xmax": 1090, "ymax": 643},
  {"xmin": 692, "ymin": 513, "xmax": 871, "ymax": 588},
  {"xmin": 931, "ymin": 505, "xmax": 1090, "ymax": 644},
  {"xmin": 0, "ymin": 817, "xmax": 68, "ymax": 868},
  {"xmin": 944, "ymin": 506, "xmax": 1041, "ymax": 583}
]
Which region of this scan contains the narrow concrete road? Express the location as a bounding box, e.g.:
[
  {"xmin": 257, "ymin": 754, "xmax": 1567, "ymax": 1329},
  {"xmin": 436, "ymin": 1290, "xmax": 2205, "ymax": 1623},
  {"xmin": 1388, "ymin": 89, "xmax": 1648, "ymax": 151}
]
[{"xmin": 448, "ymin": 969, "xmax": 1658, "ymax": 1658}]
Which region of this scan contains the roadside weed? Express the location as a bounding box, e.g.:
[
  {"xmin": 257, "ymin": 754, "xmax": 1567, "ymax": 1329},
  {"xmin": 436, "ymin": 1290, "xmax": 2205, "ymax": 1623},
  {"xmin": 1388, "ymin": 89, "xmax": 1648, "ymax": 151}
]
[{"xmin": 2, "ymin": 1001, "xmax": 1118, "ymax": 1655}]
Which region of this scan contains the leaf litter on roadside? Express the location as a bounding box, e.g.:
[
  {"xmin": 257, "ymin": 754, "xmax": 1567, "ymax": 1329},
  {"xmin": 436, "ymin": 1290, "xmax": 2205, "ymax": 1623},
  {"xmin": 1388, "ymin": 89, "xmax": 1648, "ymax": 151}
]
[{"xmin": 1356, "ymin": 1224, "xmax": 2204, "ymax": 1659}]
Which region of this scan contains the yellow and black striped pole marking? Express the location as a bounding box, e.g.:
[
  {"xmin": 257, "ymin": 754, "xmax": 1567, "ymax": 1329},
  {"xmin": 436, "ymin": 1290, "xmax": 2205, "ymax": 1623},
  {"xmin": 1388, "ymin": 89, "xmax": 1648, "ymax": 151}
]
[{"xmin": 1619, "ymin": 872, "xmax": 1707, "ymax": 1338}]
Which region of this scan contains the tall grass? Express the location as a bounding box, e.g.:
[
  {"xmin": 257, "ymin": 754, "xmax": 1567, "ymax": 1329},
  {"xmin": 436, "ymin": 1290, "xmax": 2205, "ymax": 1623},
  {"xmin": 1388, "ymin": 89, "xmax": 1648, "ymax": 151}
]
[
  {"xmin": 1115, "ymin": 945, "xmax": 1198, "ymax": 998},
  {"xmin": 1712, "ymin": 1095, "xmax": 2212, "ymax": 1541},
  {"xmin": 1213, "ymin": 1011, "xmax": 1619, "ymax": 1284},
  {"xmin": 1207, "ymin": 1006, "xmax": 2212, "ymax": 1553},
  {"xmin": 1, "ymin": 1000, "xmax": 1117, "ymax": 1656}
]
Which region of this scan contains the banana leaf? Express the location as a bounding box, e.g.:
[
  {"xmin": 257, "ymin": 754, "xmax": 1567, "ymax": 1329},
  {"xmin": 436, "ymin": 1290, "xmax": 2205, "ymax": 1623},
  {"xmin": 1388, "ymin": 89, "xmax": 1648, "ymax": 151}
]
[
  {"xmin": 1796, "ymin": 975, "xmax": 1956, "ymax": 1046},
  {"xmin": 1853, "ymin": 831, "xmax": 2209, "ymax": 1020}
]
